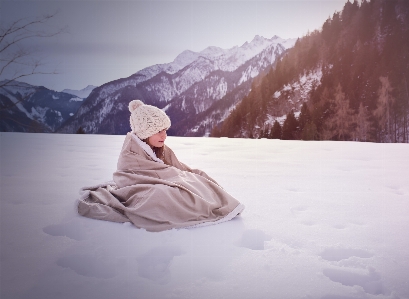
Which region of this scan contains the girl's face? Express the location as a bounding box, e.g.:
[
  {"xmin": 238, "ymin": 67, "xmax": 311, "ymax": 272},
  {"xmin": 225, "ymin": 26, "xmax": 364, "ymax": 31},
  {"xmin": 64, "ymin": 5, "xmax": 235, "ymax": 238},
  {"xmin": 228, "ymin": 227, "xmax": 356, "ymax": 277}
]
[{"xmin": 147, "ymin": 129, "xmax": 167, "ymax": 148}]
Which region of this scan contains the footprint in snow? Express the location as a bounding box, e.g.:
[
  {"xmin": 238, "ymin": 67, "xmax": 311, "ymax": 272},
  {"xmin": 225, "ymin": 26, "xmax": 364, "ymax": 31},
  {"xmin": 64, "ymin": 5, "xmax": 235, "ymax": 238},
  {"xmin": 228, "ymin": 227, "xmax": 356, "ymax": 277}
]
[
  {"xmin": 386, "ymin": 185, "xmax": 405, "ymax": 195},
  {"xmin": 332, "ymin": 224, "xmax": 347, "ymax": 229},
  {"xmin": 56, "ymin": 254, "xmax": 116, "ymax": 279},
  {"xmin": 290, "ymin": 205, "xmax": 308, "ymax": 212},
  {"xmin": 320, "ymin": 247, "xmax": 372, "ymax": 262},
  {"xmin": 137, "ymin": 246, "xmax": 184, "ymax": 285},
  {"xmin": 320, "ymin": 247, "xmax": 387, "ymax": 296},
  {"xmin": 323, "ymin": 267, "xmax": 389, "ymax": 295},
  {"xmin": 301, "ymin": 220, "xmax": 316, "ymax": 226},
  {"xmin": 236, "ymin": 229, "xmax": 271, "ymax": 250},
  {"xmin": 43, "ymin": 221, "xmax": 86, "ymax": 241},
  {"xmin": 287, "ymin": 187, "xmax": 301, "ymax": 192}
]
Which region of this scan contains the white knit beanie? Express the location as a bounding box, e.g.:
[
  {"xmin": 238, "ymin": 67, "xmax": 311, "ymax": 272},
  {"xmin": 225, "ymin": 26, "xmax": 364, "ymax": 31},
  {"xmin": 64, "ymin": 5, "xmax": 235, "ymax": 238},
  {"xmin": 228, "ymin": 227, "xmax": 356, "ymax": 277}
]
[{"xmin": 129, "ymin": 100, "xmax": 171, "ymax": 140}]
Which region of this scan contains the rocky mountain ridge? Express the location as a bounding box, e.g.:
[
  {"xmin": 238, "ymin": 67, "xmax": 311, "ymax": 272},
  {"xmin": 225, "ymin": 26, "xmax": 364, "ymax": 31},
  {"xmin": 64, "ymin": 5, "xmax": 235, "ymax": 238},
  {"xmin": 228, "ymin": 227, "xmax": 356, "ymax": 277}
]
[
  {"xmin": 0, "ymin": 81, "xmax": 84, "ymax": 132},
  {"xmin": 57, "ymin": 35, "xmax": 296, "ymax": 135}
]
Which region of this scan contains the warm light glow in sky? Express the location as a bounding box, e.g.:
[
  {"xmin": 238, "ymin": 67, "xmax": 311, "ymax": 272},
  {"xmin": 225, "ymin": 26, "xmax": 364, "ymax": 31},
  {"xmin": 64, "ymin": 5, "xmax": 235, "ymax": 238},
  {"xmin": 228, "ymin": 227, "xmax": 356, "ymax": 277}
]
[{"xmin": 0, "ymin": 0, "xmax": 348, "ymax": 91}]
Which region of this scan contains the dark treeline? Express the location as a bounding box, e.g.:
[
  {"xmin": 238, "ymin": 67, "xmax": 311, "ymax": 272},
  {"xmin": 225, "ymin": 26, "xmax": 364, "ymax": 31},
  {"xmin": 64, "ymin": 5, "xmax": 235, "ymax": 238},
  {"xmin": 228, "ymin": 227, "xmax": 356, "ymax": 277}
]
[{"xmin": 212, "ymin": 0, "xmax": 409, "ymax": 142}]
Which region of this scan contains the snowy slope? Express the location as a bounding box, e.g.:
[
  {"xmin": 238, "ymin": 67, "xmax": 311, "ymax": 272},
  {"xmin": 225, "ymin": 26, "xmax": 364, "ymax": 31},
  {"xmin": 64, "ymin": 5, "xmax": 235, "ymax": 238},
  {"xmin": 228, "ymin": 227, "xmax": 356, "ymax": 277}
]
[
  {"xmin": 1, "ymin": 132, "xmax": 408, "ymax": 299},
  {"xmin": 266, "ymin": 67, "xmax": 323, "ymax": 126}
]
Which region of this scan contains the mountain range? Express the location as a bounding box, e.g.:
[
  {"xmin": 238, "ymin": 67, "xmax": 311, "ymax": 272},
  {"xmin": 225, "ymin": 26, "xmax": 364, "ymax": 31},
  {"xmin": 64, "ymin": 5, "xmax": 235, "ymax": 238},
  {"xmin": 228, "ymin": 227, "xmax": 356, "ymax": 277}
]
[
  {"xmin": 1, "ymin": 35, "xmax": 296, "ymax": 135},
  {"xmin": 0, "ymin": 82, "xmax": 95, "ymax": 132},
  {"xmin": 56, "ymin": 35, "xmax": 296, "ymax": 136}
]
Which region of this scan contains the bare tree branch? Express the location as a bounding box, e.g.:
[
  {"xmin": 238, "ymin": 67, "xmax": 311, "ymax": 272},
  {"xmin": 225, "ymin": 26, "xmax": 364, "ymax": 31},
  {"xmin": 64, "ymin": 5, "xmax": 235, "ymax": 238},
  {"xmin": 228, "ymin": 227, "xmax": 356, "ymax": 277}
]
[
  {"xmin": 0, "ymin": 11, "xmax": 66, "ymax": 106},
  {"xmin": 0, "ymin": 89, "xmax": 36, "ymax": 111},
  {"xmin": 0, "ymin": 48, "xmax": 31, "ymax": 76},
  {"xmin": 0, "ymin": 13, "xmax": 64, "ymax": 52}
]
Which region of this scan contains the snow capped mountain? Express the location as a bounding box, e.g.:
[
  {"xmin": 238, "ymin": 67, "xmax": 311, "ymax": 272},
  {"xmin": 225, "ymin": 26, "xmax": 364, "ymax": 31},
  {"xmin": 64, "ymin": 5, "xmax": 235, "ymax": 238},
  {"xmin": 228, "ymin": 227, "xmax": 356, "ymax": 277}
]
[
  {"xmin": 62, "ymin": 85, "xmax": 97, "ymax": 99},
  {"xmin": 177, "ymin": 40, "xmax": 292, "ymax": 136},
  {"xmin": 171, "ymin": 50, "xmax": 203, "ymax": 72},
  {"xmin": 127, "ymin": 35, "xmax": 294, "ymax": 87},
  {"xmin": 200, "ymin": 35, "xmax": 296, "ymax": 73},
  {"xmin": 0, "ymin": 81, "xmax": 84, "ymax": 132},
  {"xmin": 129, "ymin": 50, "xmax": 205, "ymax": 85},
  {"xmin": 57, "ymin": 35, "xmax": 296, "ymax": 135}
]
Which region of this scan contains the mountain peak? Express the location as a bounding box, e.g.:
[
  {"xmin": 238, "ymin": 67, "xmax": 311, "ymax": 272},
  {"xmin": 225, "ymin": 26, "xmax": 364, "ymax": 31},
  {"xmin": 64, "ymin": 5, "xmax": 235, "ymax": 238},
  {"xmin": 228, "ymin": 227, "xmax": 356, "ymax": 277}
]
[
  {"xmin": 172, "ymin": 50, "xmax": 200, "ymax": 70},
  {"xmin": 62, "ymin": 85, "xmax": 96, "ymax": 99},
  {"xmin": 252, "ymin": 35, "xmax": 266, "ymax": 42},
  {"xmin": 200, "ymin": 46, "xmax": 225, "ymax": 58}
]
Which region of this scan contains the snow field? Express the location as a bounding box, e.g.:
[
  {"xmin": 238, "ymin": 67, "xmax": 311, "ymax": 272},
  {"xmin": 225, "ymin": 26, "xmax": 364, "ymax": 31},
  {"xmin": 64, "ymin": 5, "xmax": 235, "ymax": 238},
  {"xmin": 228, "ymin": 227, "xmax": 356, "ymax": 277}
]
[{"xmin": 0, "ymin": 133, "xmax": 408, "ymax": 299}]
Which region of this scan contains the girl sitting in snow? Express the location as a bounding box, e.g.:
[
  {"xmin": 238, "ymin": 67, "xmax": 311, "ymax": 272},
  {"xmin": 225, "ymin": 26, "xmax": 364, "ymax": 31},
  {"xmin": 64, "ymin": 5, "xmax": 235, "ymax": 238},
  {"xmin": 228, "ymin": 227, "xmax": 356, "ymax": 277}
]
[{"xmin": 77, "ymin": 100, "xmax": 244, "ymax": 232}]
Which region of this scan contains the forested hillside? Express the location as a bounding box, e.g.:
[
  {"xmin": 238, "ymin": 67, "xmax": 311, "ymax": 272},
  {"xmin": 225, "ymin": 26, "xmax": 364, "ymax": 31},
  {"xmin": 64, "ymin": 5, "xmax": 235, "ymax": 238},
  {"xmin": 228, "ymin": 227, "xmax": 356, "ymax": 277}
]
[{"xmin": 213, "ymin": 0, "xmax": 409, "ymax": 143}]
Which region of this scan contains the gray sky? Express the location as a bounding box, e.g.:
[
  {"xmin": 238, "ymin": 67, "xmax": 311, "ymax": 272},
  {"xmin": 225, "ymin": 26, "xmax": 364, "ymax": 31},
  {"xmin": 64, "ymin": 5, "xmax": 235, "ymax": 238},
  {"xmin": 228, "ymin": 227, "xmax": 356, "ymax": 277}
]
[{"xmin": 0, "ymin": 0, "xmax": 348, "ymax": 91}]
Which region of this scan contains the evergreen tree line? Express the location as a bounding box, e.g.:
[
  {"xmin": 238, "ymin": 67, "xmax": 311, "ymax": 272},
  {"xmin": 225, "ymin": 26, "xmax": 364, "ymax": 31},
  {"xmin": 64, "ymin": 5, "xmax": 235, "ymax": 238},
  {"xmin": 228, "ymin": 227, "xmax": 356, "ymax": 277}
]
[
  {"xmin": 256, "ymin": 103, "xmax": 317, "ymax": 140},
  {"xmin": 212, "ymin": 0, "xmax": 409, "ymax": 143}
]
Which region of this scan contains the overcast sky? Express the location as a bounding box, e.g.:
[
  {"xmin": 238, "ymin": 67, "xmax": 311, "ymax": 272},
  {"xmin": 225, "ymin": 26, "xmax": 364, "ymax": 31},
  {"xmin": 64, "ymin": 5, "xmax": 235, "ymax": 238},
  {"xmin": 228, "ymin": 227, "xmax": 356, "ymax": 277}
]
[{"xmin": 0, "ymin": 0, "xmax": 348, "ymax": 91}]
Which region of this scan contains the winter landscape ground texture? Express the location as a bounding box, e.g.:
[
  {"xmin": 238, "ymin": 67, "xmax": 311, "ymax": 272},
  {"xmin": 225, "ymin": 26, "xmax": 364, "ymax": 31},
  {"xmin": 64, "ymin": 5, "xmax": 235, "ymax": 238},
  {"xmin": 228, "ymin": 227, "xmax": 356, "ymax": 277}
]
[{"xmin": 0, "ymin": 133, "xmax": 408, "ymax": 299}]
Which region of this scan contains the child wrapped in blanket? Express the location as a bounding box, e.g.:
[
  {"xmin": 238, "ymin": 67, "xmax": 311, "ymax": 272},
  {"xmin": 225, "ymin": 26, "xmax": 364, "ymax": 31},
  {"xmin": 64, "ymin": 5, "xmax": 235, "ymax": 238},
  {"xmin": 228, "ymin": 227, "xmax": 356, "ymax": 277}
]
[{"xmin": 77, "ymin": 100, "xmax": 244, "ymax": 232}]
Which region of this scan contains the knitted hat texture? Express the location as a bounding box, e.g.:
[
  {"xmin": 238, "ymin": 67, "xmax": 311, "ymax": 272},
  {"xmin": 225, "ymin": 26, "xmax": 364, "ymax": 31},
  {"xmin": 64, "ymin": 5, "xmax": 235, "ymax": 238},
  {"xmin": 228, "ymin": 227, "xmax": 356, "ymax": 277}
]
[{"xmin": 129, "ymin": 100, "xmax": 171, "ymax": 139}]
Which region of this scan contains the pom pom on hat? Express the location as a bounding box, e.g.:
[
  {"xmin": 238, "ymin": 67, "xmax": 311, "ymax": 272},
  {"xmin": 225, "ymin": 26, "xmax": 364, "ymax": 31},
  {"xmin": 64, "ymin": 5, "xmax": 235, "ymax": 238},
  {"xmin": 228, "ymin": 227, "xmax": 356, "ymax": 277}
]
[
  {"xmin": 129, "ymin": 99, "xmax": 171, "ymax": 140},
  {"xmin": 129, "ymin": 100, "xmax": 143, "ymax": 113}
]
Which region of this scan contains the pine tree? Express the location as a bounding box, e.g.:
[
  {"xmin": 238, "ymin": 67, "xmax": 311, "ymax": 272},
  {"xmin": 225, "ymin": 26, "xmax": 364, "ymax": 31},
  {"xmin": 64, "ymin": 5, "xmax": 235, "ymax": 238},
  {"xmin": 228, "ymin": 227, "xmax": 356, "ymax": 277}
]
[
  {"xmin": 298, "ymin": 103, "xmax": 311, "ymax": 134},
  {"xmin": 301, "ymin": 122, "xmax": 318, "ymax": 140},
  {"xmin": 259, "ymin": 128, "xmax": 265, "ymax": 139},
  {"xmin": 401, "ymin": 75, "xmax": 409, "ymax": 143},
  {"xmin": 282, "ymin": 110, "xmax": 298, "ymax": 140},
  {"xmin": 210, "ymin": 125, "xmax": 221, "ymax": 137},
  {"xmin": 374, "ymin": 76, "xmax": 395, "ymax": 142},
  {"xmin": 270, "ymin": 120, "xmax": 282, "ymax": 139},
  {"xmin": 76, "ymin": 126, "xmax": 86, "ymax": 134},
  {"xmin": 325, "ymin": 84, "xmax": 355, "ymax": 140},
  {"xmin": 354, "ymin": 102, "xmax": 371, "ymax": 141}
]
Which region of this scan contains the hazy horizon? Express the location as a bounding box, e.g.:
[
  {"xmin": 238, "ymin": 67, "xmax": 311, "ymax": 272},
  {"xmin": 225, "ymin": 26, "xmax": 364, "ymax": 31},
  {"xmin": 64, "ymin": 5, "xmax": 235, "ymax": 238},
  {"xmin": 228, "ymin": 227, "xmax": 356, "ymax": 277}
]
[{"xmin": 1, "ymin": 0, "xmax": 348, "ymax": 91}]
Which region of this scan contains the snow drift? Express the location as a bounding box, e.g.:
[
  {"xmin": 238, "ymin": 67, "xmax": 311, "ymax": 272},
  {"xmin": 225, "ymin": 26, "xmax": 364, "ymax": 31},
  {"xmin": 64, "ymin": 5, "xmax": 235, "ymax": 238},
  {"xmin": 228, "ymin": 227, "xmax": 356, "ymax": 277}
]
[{"xmin": 0, "ymin": 132, "xmax": 408, "ymax": 299}]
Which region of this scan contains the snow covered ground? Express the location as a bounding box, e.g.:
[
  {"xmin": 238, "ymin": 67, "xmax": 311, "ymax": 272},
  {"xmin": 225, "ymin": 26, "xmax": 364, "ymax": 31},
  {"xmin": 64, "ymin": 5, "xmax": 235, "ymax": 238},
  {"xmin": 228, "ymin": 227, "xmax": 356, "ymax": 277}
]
[{"xmin": 1, "ymin": 132, "xmax": 408, "ymax": 299}]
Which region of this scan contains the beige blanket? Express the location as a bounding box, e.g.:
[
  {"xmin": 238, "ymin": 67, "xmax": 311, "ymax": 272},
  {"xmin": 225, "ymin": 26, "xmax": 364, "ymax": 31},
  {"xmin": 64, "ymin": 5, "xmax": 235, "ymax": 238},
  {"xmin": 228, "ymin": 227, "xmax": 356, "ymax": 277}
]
[{"xmin": 77, "ymin": 133, "xmax": 244, "ymax": 232}]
